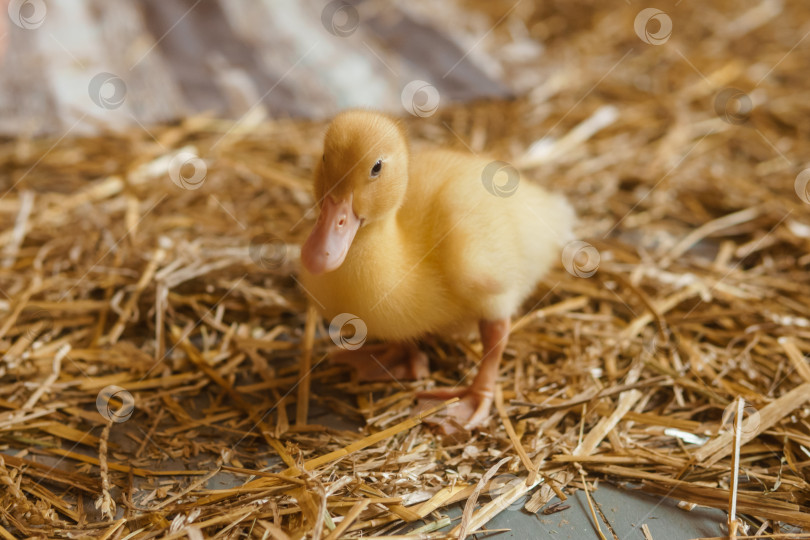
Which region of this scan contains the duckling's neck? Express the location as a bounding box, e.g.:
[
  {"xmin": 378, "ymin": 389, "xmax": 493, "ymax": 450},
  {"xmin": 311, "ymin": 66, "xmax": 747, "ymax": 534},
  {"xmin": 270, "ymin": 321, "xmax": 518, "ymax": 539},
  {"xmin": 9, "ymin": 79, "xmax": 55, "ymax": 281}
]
[
  {"xmin": 344, "ymin": 211, "xmax": 408, "ymax": 272},
  {"xmin": 356, "ymin": 211, "xmax": 401, "ymax": 248},
  {"xmin": 347, "ymin": 162, "xmax": 414, "ymax": 267}
]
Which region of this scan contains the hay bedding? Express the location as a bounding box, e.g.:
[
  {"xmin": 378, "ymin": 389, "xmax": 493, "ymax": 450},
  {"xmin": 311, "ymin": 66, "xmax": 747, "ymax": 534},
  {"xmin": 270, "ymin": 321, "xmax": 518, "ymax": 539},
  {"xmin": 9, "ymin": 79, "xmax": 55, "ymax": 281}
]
[{"xmin": 2, "ymin": 4, "xmax": 810, "ymax": 540}]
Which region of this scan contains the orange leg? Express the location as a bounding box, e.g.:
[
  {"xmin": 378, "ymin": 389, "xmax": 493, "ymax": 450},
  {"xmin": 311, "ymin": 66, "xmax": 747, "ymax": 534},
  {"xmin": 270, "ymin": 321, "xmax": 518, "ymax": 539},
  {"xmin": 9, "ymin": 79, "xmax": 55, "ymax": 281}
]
[
  {"xmin": 417, "ymin": 318, "xmax": 509, "ymax": 434},
  {"xmin": 331, "ymin": 342, "xmax": 429, "ymax": 382}
]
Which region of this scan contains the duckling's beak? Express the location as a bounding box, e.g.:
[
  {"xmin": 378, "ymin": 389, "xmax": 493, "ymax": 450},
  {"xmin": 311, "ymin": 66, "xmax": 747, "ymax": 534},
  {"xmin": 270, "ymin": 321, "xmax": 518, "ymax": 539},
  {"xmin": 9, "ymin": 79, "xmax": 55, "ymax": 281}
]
[{"xmin": 301, "ymin": 195, "xmax": 361, "ymax": 275}]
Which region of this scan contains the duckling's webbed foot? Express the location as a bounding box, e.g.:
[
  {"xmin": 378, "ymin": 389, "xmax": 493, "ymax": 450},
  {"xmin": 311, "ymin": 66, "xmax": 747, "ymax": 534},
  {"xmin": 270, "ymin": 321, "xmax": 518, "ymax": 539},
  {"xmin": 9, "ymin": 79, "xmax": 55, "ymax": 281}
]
[
  {"xmin": 417, "ymin": 318, "xmax": 509, "ymax": 435},
  {"xmin": 417, "ymin": 387, "xmax": 495, "ymax": 435},
  {"xmin": 330, "ymin": 342, "xmax": 429, "ymax": 382}
]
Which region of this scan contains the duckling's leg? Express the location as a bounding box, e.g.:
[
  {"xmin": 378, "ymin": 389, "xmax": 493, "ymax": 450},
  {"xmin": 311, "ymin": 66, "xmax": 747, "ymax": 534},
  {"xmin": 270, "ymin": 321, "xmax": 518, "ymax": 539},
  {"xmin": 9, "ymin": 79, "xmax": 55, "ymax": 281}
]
[
  {"xmin": 331, "ymin": 342, "xmax": 429, "ymax": 382},
  {"xmin": 417, "ymin": 319, "xmax": 509, "ymax": 434}
]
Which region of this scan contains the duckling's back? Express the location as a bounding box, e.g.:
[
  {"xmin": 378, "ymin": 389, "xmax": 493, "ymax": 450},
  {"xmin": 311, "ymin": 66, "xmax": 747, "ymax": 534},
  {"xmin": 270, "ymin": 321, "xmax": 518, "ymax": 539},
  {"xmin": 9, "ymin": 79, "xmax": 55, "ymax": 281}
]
[{"xmin": 405, "ymin": 149, "xmax": 575, "ymax": 324}]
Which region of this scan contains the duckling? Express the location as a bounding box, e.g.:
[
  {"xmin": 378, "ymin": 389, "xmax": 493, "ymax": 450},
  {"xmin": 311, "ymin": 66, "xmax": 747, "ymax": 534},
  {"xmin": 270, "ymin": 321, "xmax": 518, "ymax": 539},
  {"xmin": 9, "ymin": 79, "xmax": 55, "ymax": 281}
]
[{"xmin": 300, "ymin": 110, "xmax": 575, "ymax": 433}]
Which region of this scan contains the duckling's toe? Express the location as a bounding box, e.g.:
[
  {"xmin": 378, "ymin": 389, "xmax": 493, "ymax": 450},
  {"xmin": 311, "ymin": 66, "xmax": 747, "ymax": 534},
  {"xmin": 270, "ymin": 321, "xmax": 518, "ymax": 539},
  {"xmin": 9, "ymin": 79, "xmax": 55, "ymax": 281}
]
[
  {"xmin": 416, "ymin": 387, "xmax": 494, "ymax": 435},
  {"xmin": 330, "ymin": 342, "xmax": 429, "ymax": 382}
]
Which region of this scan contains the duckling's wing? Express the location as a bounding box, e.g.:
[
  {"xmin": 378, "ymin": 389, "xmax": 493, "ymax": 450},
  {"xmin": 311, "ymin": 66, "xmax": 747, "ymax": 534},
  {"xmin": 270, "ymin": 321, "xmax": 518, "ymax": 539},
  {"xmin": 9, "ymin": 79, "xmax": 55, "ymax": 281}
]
[{"xmin": 425, "ymin": 154, "xmax": 575, "ymax": 320}]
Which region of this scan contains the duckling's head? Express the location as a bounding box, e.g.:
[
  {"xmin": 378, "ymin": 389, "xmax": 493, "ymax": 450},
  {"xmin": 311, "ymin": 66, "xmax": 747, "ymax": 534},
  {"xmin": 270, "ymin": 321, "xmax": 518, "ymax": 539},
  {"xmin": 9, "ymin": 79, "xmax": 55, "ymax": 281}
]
[{"xmin": 302, "ymin": 110, "xmax": 409, "ymax": 275}]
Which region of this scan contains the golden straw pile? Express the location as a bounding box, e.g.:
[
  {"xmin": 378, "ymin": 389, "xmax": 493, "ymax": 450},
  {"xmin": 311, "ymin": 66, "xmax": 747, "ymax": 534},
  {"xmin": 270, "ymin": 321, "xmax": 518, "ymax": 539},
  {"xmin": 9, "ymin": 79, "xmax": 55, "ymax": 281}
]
[{"xmin": 2, "ymin": 2, "xmax": 810, "ymax": 538}]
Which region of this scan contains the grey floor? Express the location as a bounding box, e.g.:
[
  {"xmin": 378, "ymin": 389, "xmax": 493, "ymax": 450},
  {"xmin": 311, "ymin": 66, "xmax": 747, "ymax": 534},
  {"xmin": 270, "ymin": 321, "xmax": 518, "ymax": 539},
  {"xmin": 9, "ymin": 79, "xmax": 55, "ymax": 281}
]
[
  {"xmin": 436, "ymin": 484, "xmax": 727, "ymax": 540},
  {"xmin": 13, "ymin": 399, "xmax": 728, "ymax": 538},
  {"xmin": 304, "ymin": 404, "xmax": 730, "ymax": 540}
]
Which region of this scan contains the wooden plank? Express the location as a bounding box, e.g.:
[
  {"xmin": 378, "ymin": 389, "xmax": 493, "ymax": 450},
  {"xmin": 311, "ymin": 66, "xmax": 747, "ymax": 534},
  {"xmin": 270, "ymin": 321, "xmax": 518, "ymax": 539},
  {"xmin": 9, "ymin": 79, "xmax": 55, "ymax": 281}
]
[
  {"xmin": 363, "ymin": 5, "xmax": 511, "ymax": 103},
  {"xmin": 36, "ymin": 0, "xmax": 132, "ymax": 133},
  {"xmin": 138, "ymin": 0, "xmax": 228, "ymax": 114},
  {"xmin": 0, "ymin": 0, "xmax": 516, "ymax": 135},
  {"xmin": 259, "ymin": 0, "xmax": 397, "ymax": 116},
  {"xmin": 219, "ymin": 0, "xmax": 328, "ymax": 118},
  {"xmin": 93, "ymin": 0, "xmax": 186, "ymax": 126},
  {"xmin": 0, "ymin": 17, "xmax": 58, "ymax": 136}
]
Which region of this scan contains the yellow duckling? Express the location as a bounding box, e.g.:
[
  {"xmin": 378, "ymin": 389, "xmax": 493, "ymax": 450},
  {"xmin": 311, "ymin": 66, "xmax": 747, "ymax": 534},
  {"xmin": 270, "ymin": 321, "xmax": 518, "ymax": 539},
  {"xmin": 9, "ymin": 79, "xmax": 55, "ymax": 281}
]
[{"xmin": 300, "ymin": 110, "xmax": 575, "ymax": 433}]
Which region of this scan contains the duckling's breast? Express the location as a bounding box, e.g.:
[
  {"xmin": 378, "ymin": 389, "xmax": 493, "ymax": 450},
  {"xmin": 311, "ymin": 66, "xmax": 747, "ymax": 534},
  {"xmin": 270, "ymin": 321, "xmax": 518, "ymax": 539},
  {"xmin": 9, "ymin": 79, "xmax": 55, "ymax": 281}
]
[{"xmin": 299, "ymin": 220, "xmax": 467, "ymax": 341}]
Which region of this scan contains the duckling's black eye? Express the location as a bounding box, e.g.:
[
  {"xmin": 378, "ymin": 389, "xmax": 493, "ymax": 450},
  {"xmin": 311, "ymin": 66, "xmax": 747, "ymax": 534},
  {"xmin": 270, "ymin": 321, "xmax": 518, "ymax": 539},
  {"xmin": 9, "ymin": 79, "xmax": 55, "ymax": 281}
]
[{"xmin": 370, "ymin": 160, "xmax": 383, "ymax": 178}]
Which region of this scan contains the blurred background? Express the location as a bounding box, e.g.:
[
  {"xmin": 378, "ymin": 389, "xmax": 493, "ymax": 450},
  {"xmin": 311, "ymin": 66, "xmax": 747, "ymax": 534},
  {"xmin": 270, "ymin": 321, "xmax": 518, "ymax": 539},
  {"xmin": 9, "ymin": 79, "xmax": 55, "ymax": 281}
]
[
  {"xmin": 1, "ymin": 1, "xmax": 810, "ymax": 538},
  {"xmin": 3, "ymin": 0, "xmax": 519, "ymax": 135},
  {"xmin": 1, "ymin": 0, "xmax": 801, "ymax": 137}
]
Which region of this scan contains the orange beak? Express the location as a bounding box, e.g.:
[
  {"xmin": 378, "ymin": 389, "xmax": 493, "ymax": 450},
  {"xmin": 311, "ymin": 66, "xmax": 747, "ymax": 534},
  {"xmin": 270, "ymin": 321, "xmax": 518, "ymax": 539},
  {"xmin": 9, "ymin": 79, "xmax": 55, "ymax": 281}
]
[{"xmin": 301, "ymin": 195, "xmax": 361, "ymax": 275}]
